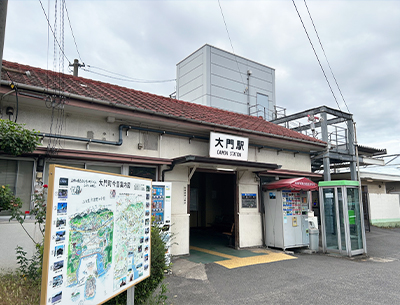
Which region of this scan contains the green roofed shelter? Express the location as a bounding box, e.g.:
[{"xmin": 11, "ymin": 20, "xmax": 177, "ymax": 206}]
[{"xmin": 319, "ymin": 180, "xmax": 367, "ymax": 257}]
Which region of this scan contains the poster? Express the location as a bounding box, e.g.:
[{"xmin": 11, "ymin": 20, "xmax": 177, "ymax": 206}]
[
  {"xmin": 41, "ymin": 165, "xmax": 152, "ymax": 305},
  {"xmin": 241, "ymin": 193, "xmax": 257, "ymax": 208},
  {"xmin": 151, "ymin": 182, "xmax": 172, "ymax": 265}
]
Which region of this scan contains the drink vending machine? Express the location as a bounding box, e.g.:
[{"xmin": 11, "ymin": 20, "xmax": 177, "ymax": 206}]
[
  {"xmin": 151, "ymin": 182, "xmax": 172, "ymax": 265},
  {"xmin": 262, "ymin": 177, "xmax": 318, "ymax": 250}
]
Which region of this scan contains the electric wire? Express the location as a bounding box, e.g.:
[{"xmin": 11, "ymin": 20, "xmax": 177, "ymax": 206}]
[
  {"xmin": 46, "ymin": 0, "xmax": 50, "ymax": 89},
  {"xmin": 83, "ymin": 68, "xmax": 176, "ymax": 83},
  {"xmin": 299, "ymin": 0, "xmax": 356, "ymax": 155},
  {"xmin": 291, "ymin": 0, "xmax": 341, "ymax": 112},
  {"xmin": 303, "ymin": 0, "xmax": 350, "ymax": 113},
  {"xmin": 5, "ymin": 71, "xmax": 18, "ymax": 123},
  {"xmin": 217, "ymin": 0, "xmax": 247, "ymax": 90},
  {"xmin": 292, "ymin": 0, "xmax": 359, "ymax": 176},
  {"xmin": 87, "ymin": 65, "xmax": 174, "ymax": 82},
  {"xmin": 38, "ymin": 0, "xmax": 71, "ymax": 65},
  {"xmin": 64, "ymin": 0, "xmax": 84, "ymax": 64}
]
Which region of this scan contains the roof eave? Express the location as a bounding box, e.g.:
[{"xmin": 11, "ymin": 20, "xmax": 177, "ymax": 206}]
[{"xmin": 1, "ymin": 80, "xmax": 327, "ymax": 150}]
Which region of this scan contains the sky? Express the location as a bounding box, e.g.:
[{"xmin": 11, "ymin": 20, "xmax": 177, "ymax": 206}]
[{"xmin": 3, "ymin": 0, "xmax": 400, "ymax": 164}]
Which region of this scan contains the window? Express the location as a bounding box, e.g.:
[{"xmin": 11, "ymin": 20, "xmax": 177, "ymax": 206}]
[
  {"xmin": 0, "ymin": 159, "xmax": 34, "ymax": 215},
  {"xmin": 43, "ymin": 161, "xmax": 85, "ymax": 185},
  {"xmin": 256, "ymin": 93, "xmax": 269, "ymax": 120},
  {"xmin": 86, "ymin": 165, "xmax": 121, "ymax": 174},
  {"xmin": 129, "ymin": 166, "xmax": 157, "ymax": 181},
  {"xmin": 44, "ymin": 162, "xmax": 122, "ymax": 185}
]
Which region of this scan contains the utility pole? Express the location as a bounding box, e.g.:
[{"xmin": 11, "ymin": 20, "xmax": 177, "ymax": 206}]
[
  {"xmin": 0, "ymin": 0, "xmax": 8, "ymax": 68},
  {"xmin": 69, "ymin": 58, "xmax": 84, "ymax": 77}
]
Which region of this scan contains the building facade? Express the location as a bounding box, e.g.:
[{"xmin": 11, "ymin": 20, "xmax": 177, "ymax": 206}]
[{"xmin": 0, "ymin": 60, "xmax": 326, "ymax": 269}]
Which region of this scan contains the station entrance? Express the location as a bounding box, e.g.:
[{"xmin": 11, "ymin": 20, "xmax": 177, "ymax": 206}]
[{"xmin": 189, "ymin": 170, "xmax": 237, "ymax": 250}]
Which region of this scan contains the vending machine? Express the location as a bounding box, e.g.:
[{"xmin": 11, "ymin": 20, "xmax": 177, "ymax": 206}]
[
  {"xmin": 151, "ymin": 182, "xmax": 172, "ymax": 264},
  {"xmin": 262, "ymin": 177, "xmax": 318, "ymax": 250}
]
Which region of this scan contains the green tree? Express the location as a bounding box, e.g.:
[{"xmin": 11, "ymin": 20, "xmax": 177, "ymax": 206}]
[{"xmin": 0, "ymin": 119, "xmax": 40, "ymax": 156}]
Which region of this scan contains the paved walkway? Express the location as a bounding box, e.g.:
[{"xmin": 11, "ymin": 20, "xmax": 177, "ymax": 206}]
[
  {"xmin": 164, "ymin": 227, "xmax": 400, "ymax": 305},
  {"xmin": 186, "ymin": 229, "xmax": 296, "ymax": 269},
  {"xmin": 190, "ymin": 246, "xmax": 296, "ymax": 269}
]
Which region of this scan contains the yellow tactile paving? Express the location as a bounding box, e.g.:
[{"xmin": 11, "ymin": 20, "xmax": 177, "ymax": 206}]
[
  {"xmin": 216, "ymin": 251, "xmax": 296, "ymax": 269},
  {"xmin": 189, "ymin": 246, "xmax": 297, "ymax": 269}
]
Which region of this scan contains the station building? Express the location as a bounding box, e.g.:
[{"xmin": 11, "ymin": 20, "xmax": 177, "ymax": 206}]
[{"xmin": 0, "ymin": 56, "xmax": 326, "ymax": 268}]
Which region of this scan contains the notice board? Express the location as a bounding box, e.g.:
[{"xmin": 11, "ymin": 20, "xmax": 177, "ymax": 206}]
[{"xmin": 41, "ymin": 165, "xmax": 152, "ymax": 305}]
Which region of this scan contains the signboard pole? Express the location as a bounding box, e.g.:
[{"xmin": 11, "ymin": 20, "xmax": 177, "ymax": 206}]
[{"xmin": 127, "ymin": 286, "xmax": 135, "ymax": 305}]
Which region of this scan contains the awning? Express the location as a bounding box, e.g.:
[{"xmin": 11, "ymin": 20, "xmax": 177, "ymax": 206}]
[
  {"xmin": 262, "ymin": 177, "xmax": 318, "ymax": 191},
  {"xmin": 171, "ymin": 155, "xmax": 279, "ymax": 172}
]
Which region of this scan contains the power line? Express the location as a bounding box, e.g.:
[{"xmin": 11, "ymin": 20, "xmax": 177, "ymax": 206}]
[
  {"xmin": 291, "ymin": 0, "xmax": 341, "ymax": 112},
  {"xmin": 64, "ymin": 0, "xmax": 84, "ymax": 64},
  {"xmin": 217, "ymin": 0, "xmax": 246, "ymax": 90},
  {"xmin": 38, "ymin": 0, "xmax": 71, "ymax": 65},
  {"xmin": 303, "ymin": 0, "xmax": 350, "ymax": 113},
  {"xmin": 83, "ymin": 67, "xmax": 176, "ymax": 84}
]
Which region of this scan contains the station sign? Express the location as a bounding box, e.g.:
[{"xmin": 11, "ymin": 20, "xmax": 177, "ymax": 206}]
[{"xmin": 209, "ymin": 132, "xmax": 248, "ymax": 161}]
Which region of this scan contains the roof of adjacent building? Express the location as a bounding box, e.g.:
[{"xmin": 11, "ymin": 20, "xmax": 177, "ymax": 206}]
[
  {"xmin": 1, "ymin": 60, "xmax": 325, "ymax": 146},
  {"xmin": 357, "ymin": 145, "xmax": 387, "ymax": 157}
]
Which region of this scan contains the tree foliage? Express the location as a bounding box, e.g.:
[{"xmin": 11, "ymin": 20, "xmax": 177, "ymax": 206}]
[
  {"xmin": 0, "ymin": 184, "xmax": 22, "ymax": 212},
  {"xmin": 134, "ymin": 224, "xmax": 169, "ymax": 304},
  {"xmin": 0, "ymin": 119, "xmax": 40, "ymax": 156}
]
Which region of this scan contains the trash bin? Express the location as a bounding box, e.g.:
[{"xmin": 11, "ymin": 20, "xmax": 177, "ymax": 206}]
[{"xmin": 309, "ymin": 228, "xmax": 319, "ymax": 252}]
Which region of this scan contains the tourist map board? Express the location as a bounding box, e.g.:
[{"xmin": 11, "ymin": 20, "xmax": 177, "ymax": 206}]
[{"xmin": 41, "ymin": 165, "xmax": 151, "ymax": 305}]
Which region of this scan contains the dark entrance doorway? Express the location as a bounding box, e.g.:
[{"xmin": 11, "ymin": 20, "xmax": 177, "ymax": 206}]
[{"xmin": 189, "ymin": 170, "xmax": 236, "ymax": 249}]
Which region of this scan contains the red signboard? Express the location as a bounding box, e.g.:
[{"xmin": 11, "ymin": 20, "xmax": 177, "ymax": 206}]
[{"xmin": 262, "ymin": 177, "xmax": 318, "ymax": 191}]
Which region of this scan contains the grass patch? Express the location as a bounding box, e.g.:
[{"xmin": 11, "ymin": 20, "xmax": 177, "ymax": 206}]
[{"xmin": 0, "ymin": 272, "xmax": 40, "ymax": 305}]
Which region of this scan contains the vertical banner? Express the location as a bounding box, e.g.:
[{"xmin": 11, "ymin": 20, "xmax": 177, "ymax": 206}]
[
  {"xmin": 151, "ymin": 182, "xmax": 172, "ymax": 265},
  {"xmin": 41, "ymin": 165, "xmax": 152, "ymax": 305}
]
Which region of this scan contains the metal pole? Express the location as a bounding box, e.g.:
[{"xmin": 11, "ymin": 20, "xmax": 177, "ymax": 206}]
[
  {"xmin": 247, "ymin": 71, "xmax": 251, "ymax": 115},
  {"xmin": 127, "ymin": 286, "xmax": 135, "ymax": 305},
  {"xmin": 321, "ymin": 111, "xmax": 331, "ymax": 181},
  {"xmin": 353, "ymin": 122, "xmax": 367, "ymax": 254},
  {"xmin": 0, "ymin": 0, "xmax": 8, "ymax": 68},
  {"xmin": 348, "ymin": 119, "xmax": 357, "ymax": 180}
]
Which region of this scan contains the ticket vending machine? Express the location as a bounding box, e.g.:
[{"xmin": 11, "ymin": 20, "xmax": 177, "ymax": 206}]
[
  {"xmin": 151, "ymin": 182, "xmax": 172, "ymax": 264},
  {"xmin": 262, "ymin": 177, "xmax": 318, "ymax": 250}
]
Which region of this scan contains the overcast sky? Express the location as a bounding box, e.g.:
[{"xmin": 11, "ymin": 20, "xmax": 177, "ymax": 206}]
[{"xmin": 3, "ymin": 0, "xmax": 400, "ymax": 162}]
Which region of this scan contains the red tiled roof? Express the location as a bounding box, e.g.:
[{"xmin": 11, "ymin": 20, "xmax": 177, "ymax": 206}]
[{"xmin": 1, "ymin": 60, "xmax": 325, "ymax": 145}]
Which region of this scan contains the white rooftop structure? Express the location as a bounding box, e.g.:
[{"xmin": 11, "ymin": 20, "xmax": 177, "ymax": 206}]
[{"xmin": 176, "ymin": 44, "xmax": 276, "ymax": 120}]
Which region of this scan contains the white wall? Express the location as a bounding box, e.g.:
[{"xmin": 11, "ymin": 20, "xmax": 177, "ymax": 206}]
[
  {"xmin": 369, "ymin": 193, "xmax": 400, "ymax": 227},
  {"xmin": 0, "ymin": 220, "xmax": 43, "ymax": 271},
  {"xmin": 251, "ymin": 147, "xmax": 312, "ymax": 172},
  {"xmin": 365, "ymin": 181, "xmax": 386, "ymax": 194},
  {"xmin": 164, "ymin": 166, "xmax": 190, "ymax": 256},
  {"xmin": 176, "ymin": 46, "xmax": 209, "ymax": 106},
  {"xmin": 238, "ymin": 171, "xmax": 263, "ymax": 248}
]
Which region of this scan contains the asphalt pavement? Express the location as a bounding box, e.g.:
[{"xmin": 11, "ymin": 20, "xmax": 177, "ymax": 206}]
[{"xmin": 164, "ymin": 227, "xmax": 400, "ymax": 305}]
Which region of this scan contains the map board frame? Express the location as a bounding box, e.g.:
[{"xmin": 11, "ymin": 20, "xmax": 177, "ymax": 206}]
[{"xmin": 41, "ymin": 165, "xmax": 152, "ymax": 305}]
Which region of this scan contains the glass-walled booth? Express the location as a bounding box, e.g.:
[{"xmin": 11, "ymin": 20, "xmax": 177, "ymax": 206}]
[{"xmin": 319, "ymin": 180, "xmax": 367, "ymax": 257}]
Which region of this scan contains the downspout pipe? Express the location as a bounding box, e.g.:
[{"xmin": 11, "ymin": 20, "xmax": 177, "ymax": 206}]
[
  {"xmin": 161, "ymin": 163, "xmax": 175, "ymax": 182},
  {"xmin": 256, "ymin": 172, "xmax": 266, "ymax": 246}
]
